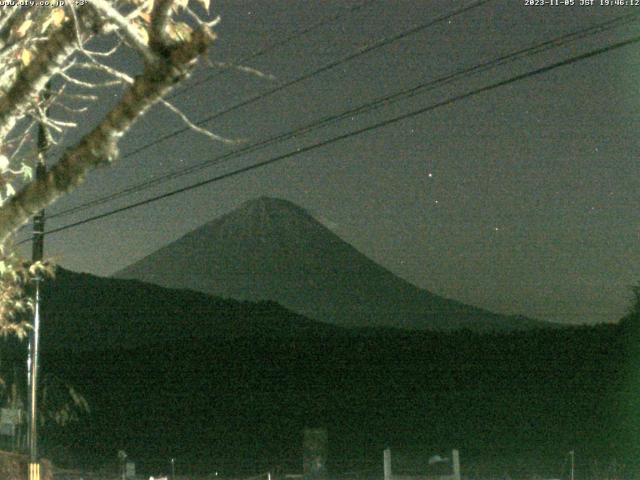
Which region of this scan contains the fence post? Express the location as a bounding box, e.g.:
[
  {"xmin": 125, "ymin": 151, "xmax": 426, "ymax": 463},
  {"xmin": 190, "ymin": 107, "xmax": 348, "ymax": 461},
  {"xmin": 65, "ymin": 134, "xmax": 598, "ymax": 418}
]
[
  {"xmin": 451, "ymin": 450, "xmax": 460, "ymax": 480},
  {"xmin": 383, "ymin": 449, "xmax": 392, "ymax": 480},
  {"xmin": 303, "ymin": 428, "xmax": 328, "ymax": 480}
]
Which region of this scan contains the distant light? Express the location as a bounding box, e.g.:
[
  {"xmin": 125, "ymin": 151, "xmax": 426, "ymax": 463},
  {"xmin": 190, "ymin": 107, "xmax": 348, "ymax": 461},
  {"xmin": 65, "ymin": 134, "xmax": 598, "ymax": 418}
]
[{"xmin": 427, "ymin": 172, "xmax": 433, "ymax": 178}]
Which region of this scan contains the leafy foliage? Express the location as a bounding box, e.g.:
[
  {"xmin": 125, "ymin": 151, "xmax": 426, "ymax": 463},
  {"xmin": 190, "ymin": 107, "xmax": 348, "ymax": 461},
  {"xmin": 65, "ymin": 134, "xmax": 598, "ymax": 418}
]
[
  {"xmin": 0, "ymin": 336, "xmax": 89, "ymax": 448},
  {"xmin": 0, "ymin": 249, "xmax": 52, "ymax": 339},
  {"xmin": 40, "ymin": 375, "xmax": 90, "ymax": 427}
]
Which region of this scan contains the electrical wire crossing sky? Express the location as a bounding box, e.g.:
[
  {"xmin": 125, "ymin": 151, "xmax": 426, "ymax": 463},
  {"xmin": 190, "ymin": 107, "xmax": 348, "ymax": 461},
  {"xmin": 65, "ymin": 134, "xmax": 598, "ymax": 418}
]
[{"xmin": 27, "ymin": 0, "xmax": 640, "ymax": 326}]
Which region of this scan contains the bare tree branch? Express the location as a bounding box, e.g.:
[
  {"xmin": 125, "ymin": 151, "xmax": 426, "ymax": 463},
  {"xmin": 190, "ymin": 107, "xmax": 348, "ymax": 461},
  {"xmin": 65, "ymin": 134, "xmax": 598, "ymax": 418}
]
[
  {"xmin": 160, "ymin": 98, "xmax": 236, "ymax": 144},
  {"xmin": 7, "ymin": 120, "xmax": 36, "ymax": 161},
  {"xmin": 91, "ymin": 0, "xmax": 155, "ymax": 63},
  {"xmin": 0, "ymin": 0, "xmax": 224, "ymax": 334},
  {"xmin": 0, "ymin": 6, "xmax": 96, "ymax": 142},
  {"xmin": 212, "ymin": 61, "xmax": 276, "ymax": 81},
  {"xmin": 82, "ymin": 40, "xmax": 123, "ymax": 57},
  {"xmin": 0, "ymin": 26, "xmax": 214, "ymax": 243},
  {"xmin": 0, "ymin": 7, "xmax": 34, "ymax": 50},
  {"xmin": 57, "ymin": 70, "xmax": 123, "ymax": 89},
  {"xmin": 83, "ymin": 56, "xmax": 235, "ymax": 144},
  {"xmin": 150, "ymin": 0, "xmax": 174, "ymax": 47}
]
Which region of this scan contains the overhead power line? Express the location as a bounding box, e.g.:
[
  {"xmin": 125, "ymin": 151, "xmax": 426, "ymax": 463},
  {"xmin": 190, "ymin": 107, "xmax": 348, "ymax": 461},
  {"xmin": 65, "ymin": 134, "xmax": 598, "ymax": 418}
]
[
  {"xmin": 169, "ymin": 0, "xmax": 491, "ymax": 100},
  {"xmin": 47, "ymin": 10, "xmax": 640, "ymax": 222},
  {"xmin": 22, "ymin": 32, "xmax": 640, "ymax": 243},
  {"xmin": 165, "ymin": 0, "xmax": 376, "ymax": 101},
  {"xmin": 120, "ymin": 0, "xmax": 493, "ymax": 160}
]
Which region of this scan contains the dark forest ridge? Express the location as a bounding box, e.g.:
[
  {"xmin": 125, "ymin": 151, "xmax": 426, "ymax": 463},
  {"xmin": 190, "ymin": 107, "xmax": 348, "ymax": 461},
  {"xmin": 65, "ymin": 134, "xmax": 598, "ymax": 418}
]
[
  {"xmin": 41, "ymin": 268, "xmax": 339, "ymax": 352},
  {"xmin": 115, "ymin": 196, "xmax": 553, "ymax": 332},
  {"xmin": 31, "ymin": 267, "xmax": 637, "ymax": 474}
]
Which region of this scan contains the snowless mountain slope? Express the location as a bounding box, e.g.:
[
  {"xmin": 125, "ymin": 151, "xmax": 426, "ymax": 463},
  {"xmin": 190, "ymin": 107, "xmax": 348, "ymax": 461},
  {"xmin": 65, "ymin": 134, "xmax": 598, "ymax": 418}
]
[{"xmin": 115, "ymin": 197, "xmax": 552, "ymax": 332}]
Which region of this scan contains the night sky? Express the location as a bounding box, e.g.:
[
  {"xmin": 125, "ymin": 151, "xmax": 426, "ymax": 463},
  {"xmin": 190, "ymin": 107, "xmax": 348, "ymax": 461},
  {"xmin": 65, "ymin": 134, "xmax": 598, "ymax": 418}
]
[{"xmin": 22, "ymin": 0, "xmax": 640, "ymax": 326}]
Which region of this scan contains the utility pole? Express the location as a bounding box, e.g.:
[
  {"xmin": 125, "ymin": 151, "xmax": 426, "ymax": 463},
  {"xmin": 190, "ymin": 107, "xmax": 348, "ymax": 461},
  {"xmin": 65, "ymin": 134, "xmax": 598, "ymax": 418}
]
[{"xmin": 28, "ymin": 82, "xmax": 50, "ymax": 480}]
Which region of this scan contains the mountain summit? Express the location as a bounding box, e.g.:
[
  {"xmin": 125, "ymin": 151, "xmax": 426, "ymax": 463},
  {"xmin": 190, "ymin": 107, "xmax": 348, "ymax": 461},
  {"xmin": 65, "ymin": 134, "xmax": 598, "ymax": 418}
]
[{"xmin": 115, "ymin": 196, "xmax": 549, "ymax": 331}]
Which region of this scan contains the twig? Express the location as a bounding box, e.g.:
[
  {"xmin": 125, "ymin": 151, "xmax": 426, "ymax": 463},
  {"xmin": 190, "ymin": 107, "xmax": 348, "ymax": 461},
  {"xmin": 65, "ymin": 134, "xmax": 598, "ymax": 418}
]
[
  {"xmin": 0, "ymin": 26, "xmax": 213, "ymax": 242},
  {"xmin": 82, "ymin": 39, "xmax": 123, "ymax": 57},
  {"xmin": 8, "ymin": 120, "xmax": 36, "ymax": 161},
  {"xmin": 0, "ymin": 4, "xmax": 95, "ymax": 142},
  {"xmin": 84, "ymin": 55, "xmax": 235, "ymax": 144},
  {"xmin": 57, "ymin": 70, "xmax": 123, "ymax": 89},
  {"xmin": 90, "ymin": 0, "xmax": 155, "ymax": 63},
  {"xmin": 160, "ymin": 98, "xmax": 236, "ymax": 144},
  {"xmin": 67, "ymin": 1, "xmax": 85, "ymax": 50},
  {"xmin": 212, "ymin": 61, "xmax": 276, "ymax": 81}
]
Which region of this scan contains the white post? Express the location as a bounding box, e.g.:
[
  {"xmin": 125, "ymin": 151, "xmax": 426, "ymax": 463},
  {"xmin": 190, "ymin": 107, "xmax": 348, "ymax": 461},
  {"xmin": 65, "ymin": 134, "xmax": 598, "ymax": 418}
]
[
  {"xmin": 570, "ymin": 450, "xmax": 575, "ymax": 480},
  {"xmin": 451, "ymin": 449, "xmax": 460, "ymax": 480},
  {"xmin": 383, "ymin": 449, "xmax": 392, "ymax": 480}
]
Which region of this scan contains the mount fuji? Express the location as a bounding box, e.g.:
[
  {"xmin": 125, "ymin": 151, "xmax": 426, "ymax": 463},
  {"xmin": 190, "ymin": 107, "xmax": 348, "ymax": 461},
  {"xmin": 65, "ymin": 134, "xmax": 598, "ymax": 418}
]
[{"xmin": 115, "ymin": 197, "xmax": 551, "ymax": 332}]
